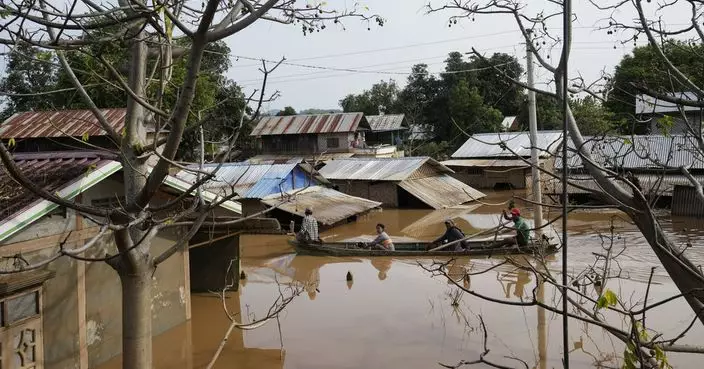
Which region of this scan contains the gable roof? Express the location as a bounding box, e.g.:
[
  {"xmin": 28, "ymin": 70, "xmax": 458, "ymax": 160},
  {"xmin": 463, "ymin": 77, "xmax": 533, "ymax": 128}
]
[
  {"xmin": 317, "ymin": 157, "xmax": 453, "ymax": 181},
  {"xmin": 251, "ymin": 113, "xmax": 369, "ymax": 136},
  {"xmin": 0, "ymin": 151, "xmax": 121, "ymax": 242},
  {"xmin": 366, "ymin": 114, "xmax": 407, "ymax": 132},
  {"xmin": 174, "ymin": 162, "xmax": 326, "ymax": 199},
  {"xmin": 557, "ymin": 134, "xmax": 704, "ymax": 170},
  {"xmin": 0, "ymin": 109, "xmax": 126, "ymax": 138},
  {"xmin": 451, "ymin": 131, "xmax": 563, "ymax": 159}
]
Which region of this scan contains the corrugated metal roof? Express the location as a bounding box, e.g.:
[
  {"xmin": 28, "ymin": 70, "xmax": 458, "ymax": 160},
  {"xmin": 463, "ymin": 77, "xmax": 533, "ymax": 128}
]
[
  {"xmin": 366, "ymin": 114, "xmax": 407, "ymax": 132},
  {"xmin": 175, "ymin": 163, "xmax": 298, "ymax": 197},
  {"xmin": 261, "ymin": 186, "xmax": 381, "ymax": 226},
  {"xmin": 244, "ymin": 152, "xmax": 355, "ymax": 164},
  {"xmin": 250, "ymin": 113, "xmax": 369, "ymax": 136},
  {"xmin": 635, "ymin": 92, "xmax": 699, "ymax": 114},
  {"xmin": 451, "ymin": 131, "xmax": 563, "ymax": 159},
  {"xmin": 556, "ymin": 135, "xmax": 704, "ymax": 170},
  {"xmin": 318, "ymin": 157, "xmax": 453, "ymax": 181},
  {"xmin": 398, "ymin": 175, "xmax": 486, "ymax": 209},
  {"xmin": 0, "ymin": 109, "xmax": 126, "ymax": 138},
  {"xmin": 441, "ymin": 159, "xmax": 531, "ymax": 168},
  {"xmin": 545, "ymin": 173, "xmax": 704, "ymax": 196}
]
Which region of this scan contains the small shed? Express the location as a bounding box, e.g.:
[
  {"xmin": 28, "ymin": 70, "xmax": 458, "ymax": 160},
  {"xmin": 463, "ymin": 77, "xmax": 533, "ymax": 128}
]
[
  {"xmin": 444, "ymin": 131, "xmax": 563, "ymax": 189},
  {"xmin": 365, "ymin": 114, "xmax": 408, "ymax": 146},
  {"xmin": 317, "ymin": 157, "xmax": 486, "ymax": 209}
]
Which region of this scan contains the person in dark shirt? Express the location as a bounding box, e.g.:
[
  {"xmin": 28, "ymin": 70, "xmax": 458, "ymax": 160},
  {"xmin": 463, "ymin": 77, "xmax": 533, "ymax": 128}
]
[{"xmin": 428, "ymin": 219, "xmax": 469, "ymax": 251}]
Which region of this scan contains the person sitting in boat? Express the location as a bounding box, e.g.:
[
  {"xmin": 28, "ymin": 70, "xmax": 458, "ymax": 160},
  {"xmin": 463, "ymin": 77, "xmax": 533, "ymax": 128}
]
[
  {"xmin": 296, "ymin": 208, "xmax": 321, "ymax": 244},
  {"xmin": 498, "ymin": 208, "xmax": 530, "ymax": 247},
  {"xmin": 367, "ymin": 223, "xmax": 395, "ymax": 251},
  {"xmin": 428, "ymin": 219, "xmax": 468, "ymax": 251}
]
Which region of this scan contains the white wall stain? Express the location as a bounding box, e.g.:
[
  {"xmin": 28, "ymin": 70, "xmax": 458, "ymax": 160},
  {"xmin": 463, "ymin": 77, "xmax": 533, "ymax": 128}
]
[
  {"xmin": 86, "ymin": 320, "xmax": 103, "ymax": 346},
  {"xmin": 179, "ymin": 286, "xmax": 186, "ymax": 306}
]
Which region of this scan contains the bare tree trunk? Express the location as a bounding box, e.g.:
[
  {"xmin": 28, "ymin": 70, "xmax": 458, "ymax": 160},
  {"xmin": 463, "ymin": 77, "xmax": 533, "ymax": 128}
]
[{"xmin": 120, "ymin": 270, "xmax": 153, "ymax": 369}]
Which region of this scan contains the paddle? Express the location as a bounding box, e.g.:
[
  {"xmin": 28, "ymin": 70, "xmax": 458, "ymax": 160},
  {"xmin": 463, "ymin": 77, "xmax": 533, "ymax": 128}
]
[{"xmin": 427, "ymin": 225, "xmax": 510, "ymax": 252}]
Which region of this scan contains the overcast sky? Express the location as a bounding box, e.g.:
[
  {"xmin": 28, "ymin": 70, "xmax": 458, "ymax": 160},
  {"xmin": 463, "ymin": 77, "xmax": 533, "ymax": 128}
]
[{"xmin": 222, "ymin": 0, "xmax": 692, "ymax": 112}]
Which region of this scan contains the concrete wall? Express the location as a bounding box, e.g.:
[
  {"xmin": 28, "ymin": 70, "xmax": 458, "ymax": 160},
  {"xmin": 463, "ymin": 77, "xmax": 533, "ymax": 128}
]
[
  {"xmin": 0, "ymin": 177, "xmax": 190, "ymax": 369},
  {"xmin": 332, "ymin": 180, "xmax": 398, "ymax": 207},
  {"xmin": 189, "ymin": 234, "xmax": 240, "ymax": 292}
]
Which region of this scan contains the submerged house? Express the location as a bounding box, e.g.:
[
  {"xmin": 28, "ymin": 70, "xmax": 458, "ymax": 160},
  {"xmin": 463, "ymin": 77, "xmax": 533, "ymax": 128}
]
[
  {"xmin": 317, "ymin": 157, "xmax": 486, "ymax": 209},
  {"xmin": 443, "ymin": 131, "xmax": 563, "ymax": 190},
  {"xmin": 547, "ymin": 134, "xmax": 704, "ymax": 209},
  {"xmin": 0, "ymin": 151, "xmax": 191, "ymax": 369},
  {"xmin": 174, "ymin": 163, "xmax": 380, "ymax": 229}
]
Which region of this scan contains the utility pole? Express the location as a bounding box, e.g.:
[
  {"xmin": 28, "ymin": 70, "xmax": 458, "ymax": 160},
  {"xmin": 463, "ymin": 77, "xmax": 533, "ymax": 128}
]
[{"xmin": 526, "ymin": 44, "xmax": 544, "ymax": 233}]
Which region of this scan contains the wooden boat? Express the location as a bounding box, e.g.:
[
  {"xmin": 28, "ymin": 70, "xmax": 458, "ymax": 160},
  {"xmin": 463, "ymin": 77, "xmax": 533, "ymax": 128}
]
[{"xmin": 288, "ymin": 237, "xmax": 558, "ymax": 257}]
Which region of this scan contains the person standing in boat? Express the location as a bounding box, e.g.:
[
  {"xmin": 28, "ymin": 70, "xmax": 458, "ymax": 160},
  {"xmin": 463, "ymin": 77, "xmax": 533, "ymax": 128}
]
[
  {"xmin": 297, "ymin": 208, "xmax": 321, "ymax": 244},
  {"xmin": 499, "ymin": 208, "xmax": 530, "ymax": 247},
  {"xmin": 367, "ymin": 223, "xmax": 395, "ymax": 251},
  {"xmin": 428, "ymin": 219, "xmax": 469, "ymax": 251}
]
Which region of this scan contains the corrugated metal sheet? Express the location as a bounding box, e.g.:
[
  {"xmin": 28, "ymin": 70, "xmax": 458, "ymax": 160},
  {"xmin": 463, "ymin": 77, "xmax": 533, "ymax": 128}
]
[
  {"xmin": 672, "ymin": 185, "xmax": 704, "ymax": 217},
  {"xmin": 500, "ymin": 116, "xmax": 518, "ymax": 130},
  {"xmin": 556, "ymin": 135, "xmax": 704, "ymax": 170},
  {"xmin": 250, "ymin": 113, "xmax": 369, "ymax": 136},
  {"xmin": 245, "ymin": 152, "xmax": 355, "ymax": 164},
  {"xmin": 261, "ymin": 186, "xmax": 381, "ymax": 226},
  {"xmin": 366, "ymin": 114, "xmax": 407, "ymax": 132},
  {"xmin": 545, "ymin": 173, "xmax": 704, "ymax": 196},
  {"xmin": 441, "ymin": 159, "xmax": 531, "ymax": 168},
  {"xmin": 317, "ymin": 157, "xmax": 452, "ymax": 181},
  {"xmin": 635, "ymin": 92, "xmax": 699, "ymax": 114},
  {"xmin": 0, "ymin": 109, "xmax": 126, "ymax": 138},
  {"xmin": 398, "ymin": 175, "xmax": 486, "ymax": 209},
  {"xmin": 245, "ymin": 166, "xmax": 317, "ymax": 199},
  {"xmin": 451, "ymin": 131, "xmax": 563, "ymax": 159},
  {"xmin": 175, "ymin": 163, "xmax": 297, "ymax": 197}
]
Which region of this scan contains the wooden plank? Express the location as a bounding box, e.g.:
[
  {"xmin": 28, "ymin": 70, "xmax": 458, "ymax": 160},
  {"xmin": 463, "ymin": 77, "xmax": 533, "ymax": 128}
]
[{"xmin": 75, "ymin": 205, "xmax": 89, "ymax": 369}]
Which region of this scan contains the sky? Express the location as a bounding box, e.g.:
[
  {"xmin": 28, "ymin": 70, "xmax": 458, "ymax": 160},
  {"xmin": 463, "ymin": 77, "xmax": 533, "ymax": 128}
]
[{"xmin": 220, "ymin": 0, "xmax": 689, "ymax": 112}]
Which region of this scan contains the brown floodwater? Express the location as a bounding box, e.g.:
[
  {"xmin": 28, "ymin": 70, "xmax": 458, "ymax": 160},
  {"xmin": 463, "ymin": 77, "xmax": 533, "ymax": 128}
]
[{"xmin": 101, "ymin": 191, "xmax": 704, "ymax": 368}]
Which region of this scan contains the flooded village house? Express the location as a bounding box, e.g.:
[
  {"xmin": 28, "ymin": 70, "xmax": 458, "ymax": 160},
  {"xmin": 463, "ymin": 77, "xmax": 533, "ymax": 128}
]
[
  {"xmin": 0, "ymin": 109, "xmax": 271, "ymax": 368},
  {"xmin": 442, "ymin": 131, "xmax": 563, "ymax": 190},
  {"xmin": 364, "ymin": 114, "xmax": 408, "ymax": 154},
  {"xmin": 317, "ymin": 157, "xmax": 486, "ymax": 209},
  {"xmin": 546, "ymin": 134, "xmax": 704, "ymax": 215},
  {"xmin": 248, "ymin": 112, "xmax": 405, "ymax": 163},
  {"xmin": 173, "ymin": 162, "xmax": 381, "ymax": 230}
]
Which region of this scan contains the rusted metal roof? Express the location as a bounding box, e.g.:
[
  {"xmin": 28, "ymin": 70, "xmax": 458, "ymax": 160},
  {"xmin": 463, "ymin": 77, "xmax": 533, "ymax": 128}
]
[
  {"xmin": 0, "ymin": 151, "xmax": 119, "ymax": 226},
  {"xmin": 318, "ymin": 157, "xmax": 453, "ymax": 181},
  {"xmin": 0, "ymin": 109, "xmax": 126, "ymax": 138},
  {"xmin": 398, "ymin": 175, "xmax": 486, "ymax": 209},
  {"xmin": 452, "ymin": 131, "xmax": 563, "ymax": 159},
  {"xmin": 261, "ymin": 186, "xmax": 381, "ymax": 226},
  {"xmin": 250, "ymin": 113, "xmax": 370, "ymax": 136},
  {"xmin": 557, "ymin": 134, "xmax": 704, "ymax": 170},
  {"xmin": 441, "ymin": 159, "xmax": 531, "ymax": 168},
  {"xmin": 366, "ymin": 114, "xmax": 407, "ymax": 132}
]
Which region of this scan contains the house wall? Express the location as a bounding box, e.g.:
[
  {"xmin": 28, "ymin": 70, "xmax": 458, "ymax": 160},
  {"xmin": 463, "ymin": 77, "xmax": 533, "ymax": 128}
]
[
  {"xmin": 259, "ymin": 135, "xmax": 319, "ymax": 154},
  {"xmin": 0, "ymin": 179, "xmax": 191, "ymax": 369},
  {"xmin": 672, "ymin": 185, "xmax": 704, "ymax": 217},
  {"xmin": 648, "ymin": 111, "xmax": 702, "ymax": 134},
  {"xmin": 317, "ymin": 132, "xmax": 354, "ymax": 153},
  {"xmin": 332, "ymin": 180, "xmax": 398, "ymax": 207},
  {"xmin": 449, "ymin": 167, "xmax": 527, "ymax": 189}
]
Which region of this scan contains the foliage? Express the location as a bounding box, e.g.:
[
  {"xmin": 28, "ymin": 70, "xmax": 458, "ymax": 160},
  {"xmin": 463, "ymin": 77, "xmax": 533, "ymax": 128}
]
[
  {"xmin": 406, "ymin": 141, "xmax": 451, "ymax": 160},
  {"xmin": 606, "ymin": 41, "xmax": 704, "ymax": 134},
  {"xmin": 595, "ymin": 288, "xmax": 618, "ymax": 310},
  {"xmin": 0, "ymin": 40, "xmax": 244, "ymax": 159},
  {"xmin": 277, "ymin": 106, "xmax": 297, "ymax": 116},
  {"xmin": 571, "ymin": 96, "xmax": 620, "ymax": 135},
  {"xmin": 340, "ymin": 79, "xmax": 400, "ymax": 115}
]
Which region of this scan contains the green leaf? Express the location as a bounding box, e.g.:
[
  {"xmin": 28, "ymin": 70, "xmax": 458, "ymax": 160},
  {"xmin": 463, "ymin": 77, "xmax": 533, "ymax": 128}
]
[
  {"xmin": 7, "ymin": 137, "xmax": 15, "ymax": 148},
  {"xmin": 82, "ymin": 132, "xmax": 90, "ymax": 142},
  {"xmin": 623, "ymin": 138, "xmax": 632, "ymax": 145},
  {"xmin": 596, "ymin": 289, "xmax": 618, "ymax": 309}
]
